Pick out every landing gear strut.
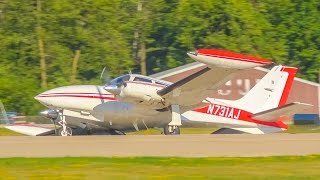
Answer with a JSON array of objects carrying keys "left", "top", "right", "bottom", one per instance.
[
  {"left": 164, "top": 104, "right": 182, "bottom": 135},
  {"left": 56, "top": 110, "right": 72, "bottom": 136},
  {"left": 164, "top": 125, "right": 180, "bottom": 135}
]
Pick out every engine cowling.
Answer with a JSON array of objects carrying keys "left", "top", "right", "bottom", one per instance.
[{"left": 118, "top": 82, "right": 164, "bottom": 105}]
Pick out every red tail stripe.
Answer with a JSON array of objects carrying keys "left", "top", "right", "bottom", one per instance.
[{"left": 278, "top": 67, "right": 298, "bottom": 107}]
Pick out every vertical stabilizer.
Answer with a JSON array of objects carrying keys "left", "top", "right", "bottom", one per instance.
[{"left": 234, "top": 66, "right": 297, "bottom": 113}]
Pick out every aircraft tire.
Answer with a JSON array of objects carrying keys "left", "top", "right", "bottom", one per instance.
[
  {"left": 109, "top": 129, "right": 126, "bottom": 135},
  {"left": 163, "top": 126, "right": 180, "bottom": 135},
  {"left": 56, "top": 127, "right": 73, "bottom": 136}
]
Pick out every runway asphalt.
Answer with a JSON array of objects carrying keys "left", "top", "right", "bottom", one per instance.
[{"left": 0, "top": 133, "right": 319, "bottom": 157}]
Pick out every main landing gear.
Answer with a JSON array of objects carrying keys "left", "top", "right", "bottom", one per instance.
[
  {"left": 164, "top": 104, "right": 181, "bottom": 135},
  {"left": 109, "top": 129, "right": 126, "bottom": 135},
  {"left": 163, "top": 125, "right": 180, "bottom": 135}
]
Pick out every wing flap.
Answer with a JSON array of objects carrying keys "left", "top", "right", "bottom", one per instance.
[{"left": 251, "top": 102, "right": 313, "bottom": 122}]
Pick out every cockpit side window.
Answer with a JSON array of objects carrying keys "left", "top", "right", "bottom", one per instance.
[{"left": 133, "top": 77, "right": 152, "bottom": 83}]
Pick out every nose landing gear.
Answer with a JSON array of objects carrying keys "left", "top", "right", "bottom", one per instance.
[
  {"left": 57, "top": 112, "right": 72, "bottom": 136},
  {"left": 55, "top": 110, "right": 72, "bottom": 136},
  {"left": 40, "top": 109, "right": 73, "bottom": 136}
]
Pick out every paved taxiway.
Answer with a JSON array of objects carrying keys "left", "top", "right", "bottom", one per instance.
[{"left": 0, "top": 134, "right": 319, "bottom": 157}]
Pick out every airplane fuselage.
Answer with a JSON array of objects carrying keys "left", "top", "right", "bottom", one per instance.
[
  {"left": 35, "top": 84, "right": 286, "bottom": 133},
  {"left": 35, "top": 85, "right": 172, "bottom": 131}
]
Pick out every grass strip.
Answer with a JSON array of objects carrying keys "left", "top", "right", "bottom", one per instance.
[{"left": 0, "top": 155, "right": 319, "bottom": 179}]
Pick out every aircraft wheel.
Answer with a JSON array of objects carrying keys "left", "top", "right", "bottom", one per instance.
[
  {"left": 109, "top": 129, "right": 126, "bottom": 135},
  {"left": 57, "top": 127, "right": 73, "bottom": 136},
  {"left": 164, "top": 125, "right": 180, "bottom": 135}
]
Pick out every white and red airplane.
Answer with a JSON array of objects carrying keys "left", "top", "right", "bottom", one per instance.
[{"left": 6, "top": 49, "right": 312, "bottom": 136}]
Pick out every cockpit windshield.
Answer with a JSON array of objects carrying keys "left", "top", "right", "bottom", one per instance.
[{"left": 106, "top": 75, "right": 130, "bottom": 87}]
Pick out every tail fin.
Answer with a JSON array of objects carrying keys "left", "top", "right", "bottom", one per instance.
[{"left": 233, "top": 65, "right": 297, "bottom": 113}]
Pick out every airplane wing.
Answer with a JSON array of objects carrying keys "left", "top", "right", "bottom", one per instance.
[
  {"left": 158, "top": 66, "right": 236, "bottom": 109},
  {"left": 4, "top": 124, "right": 55, "bottom": 136},
  {"left": 251, "top": 102, "right": 313, "bottom": 121},
  {"left": 158, "top": 49, "right": 273, "bottom": 111}
]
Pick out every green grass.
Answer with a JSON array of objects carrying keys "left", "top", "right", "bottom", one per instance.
[
  {"left": 0, "top": 156, "right": 320, "bottom": 179},
  {"left": 285, "top": 125, "right": 320, "bottom": 133}
]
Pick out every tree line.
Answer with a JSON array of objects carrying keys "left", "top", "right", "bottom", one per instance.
[{"left": 0, "top": 0, "right": 319, "bottom": 115}]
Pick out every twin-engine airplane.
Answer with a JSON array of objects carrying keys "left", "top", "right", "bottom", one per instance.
[{"left": 6, "top": 49, "right": 312, "bottom": 136}]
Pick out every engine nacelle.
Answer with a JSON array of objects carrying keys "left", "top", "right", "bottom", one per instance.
[{"left": 118, "top": 82, "right": 164, "bottom": 105}]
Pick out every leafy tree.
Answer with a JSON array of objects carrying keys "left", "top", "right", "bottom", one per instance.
[{"left": 0, "top": 0, "right": 318, "bottom": 115}]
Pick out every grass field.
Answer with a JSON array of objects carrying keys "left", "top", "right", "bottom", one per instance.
[
  {"left": 0, "top": 156, "right": 319, "bottom": 179},
  {"left": 284, "top": 125, "right": 320, "bottom": 133}
]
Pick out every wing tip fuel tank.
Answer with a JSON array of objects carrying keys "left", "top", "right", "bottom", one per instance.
[{"left": 187, "top": 49, "right": 273, "bottom": 69}]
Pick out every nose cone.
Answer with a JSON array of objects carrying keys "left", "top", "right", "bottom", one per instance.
[
  {"left": 104, "top": 84, "right": 120, "bottom": 95},
  {"left": 34, "top": 93, "right": 45, "bottom": 103},
  {"left": 34, "top": 94, "right": 41, "bottom": 101},
  {"left": 34, "top": 90, "right": 53, "bottom": 106}
]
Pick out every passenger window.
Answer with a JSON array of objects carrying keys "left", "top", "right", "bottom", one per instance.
[{"left": 133, "top": 77, "right": 152, "bottom": 83}]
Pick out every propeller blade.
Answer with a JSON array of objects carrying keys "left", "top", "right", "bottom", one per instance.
[{"left": 100, "top": 66, "right": 111, "bottom": 83}]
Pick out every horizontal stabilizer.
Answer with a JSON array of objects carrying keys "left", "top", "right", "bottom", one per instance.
[{"left": 251, "top": 102, "right": 313, "bottom": 122}]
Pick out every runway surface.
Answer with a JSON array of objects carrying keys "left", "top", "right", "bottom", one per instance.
[{"left": 0, "top": 134, "right": 320, "bottom": 157}]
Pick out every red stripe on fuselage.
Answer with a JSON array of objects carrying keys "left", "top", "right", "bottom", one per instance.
[
  {"left": 41, "top": 92, "right": 113, "bottom": 96},
  {"left": 36, "top": 94, "right": 117, "bottom": 101}
]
